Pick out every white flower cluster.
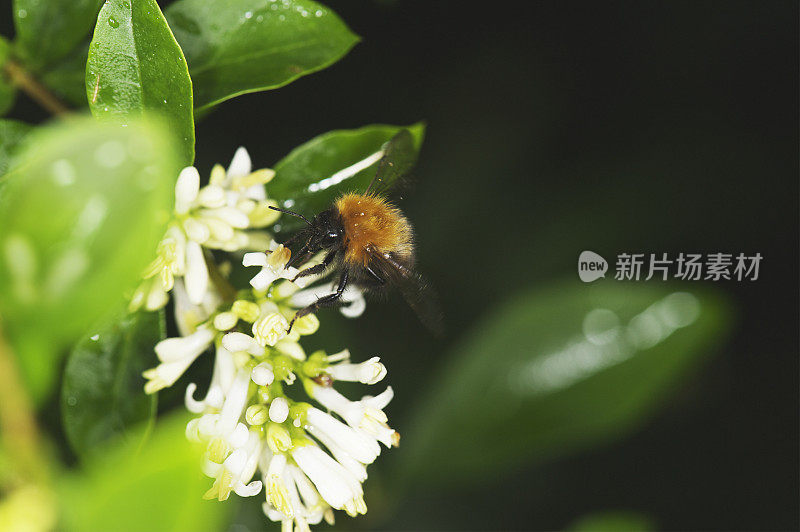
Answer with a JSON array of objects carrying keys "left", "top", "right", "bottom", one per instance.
[
  {"left": 130, "top": 148, "right": 279, "bottom": 312},
  {"left": 138, "top": 151, "right": 391, "bottom": 531}
]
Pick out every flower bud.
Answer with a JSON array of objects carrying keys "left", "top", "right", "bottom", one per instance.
[
  {"left": 213, "top": 311, "right": 238, "bottom": 331},
  {"left": 269, "top": 397, "right": 289, "bottom": 423},
  {"left": 245, "top": 404, "right": 269, "bottom": 426},
  {"left": 253, "top": 312, "right": 289, "bottom": 347},
  {"left": 266, "top": 423, "right": 292, "bottom": 453},
  {"left": 251, "top": 362, "right": 274, "bottom": 386},
  {"left": 291, "top": 313, "right": 319, "bottom": 336},
  {"left": 209, "top": 164, "right": 226, "bottom": 185},
  {"left": 197, "top": 184, "right": 226, "bottom": 208},
  {"left": 232, "top": 300, "right": 260, "bottom": 322}
]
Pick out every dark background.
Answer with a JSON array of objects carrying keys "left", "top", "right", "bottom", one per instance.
[
  {"left": 194, "top": 2, "right": 799, "bottom": 529},
  {"left": 4, "top": 1, "right": 798, "bottom": 530}
]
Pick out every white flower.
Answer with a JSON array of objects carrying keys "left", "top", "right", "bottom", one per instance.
[
  {"left": 186, "top": 369, "right": 263, "bottom": 501},
  {"left": 290, "top": 281, "right": 367, "bottom": 319},
  {"left": 305, "top": 407, "right": 381, "bottom": 464},
  {"left": 129, "top": 225, "right": 186, "bottom": 312},
  {"left": 132, "top": 148, "right": 279, "bottom": 309},
  {"left": 222, "top": 331, "right": 266, "bottom": 356},
  {"left": 184, "top": 240, "right": 209, "bottom": 305},
  {"left": 173, "top": 278, "right": 220, "bottom": 336},
  {"left": 253, "top": 311, "right": 290, "bottom": 347},
  {"left": 184, "top": 343, "right": 236, "bottom": 414},
  {"left": 311, "top": 385, "right": 397, "bottom": 448},
  {"left": 244, "top": 241, "right": 305, "bottom": 291},
  {"left": 203, "top": 428, "right": 264, "bottom": 501},
  {"left": 262, "top": 452, "right": 332, "bottom": 531},
  {"left": 327, "top": 356, "right": 387, "bottom": 384},
  {"left": 143, "top": 326, "right": 215, "bottom": 394},
  {"left": 291, "top": 444, "right": 367, "bottom": 517}
]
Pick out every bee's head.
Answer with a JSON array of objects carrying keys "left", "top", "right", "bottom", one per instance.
[
  {"left": 268, "top": 204, "right": 342, "bottom": 249},
  {"left": 309, "top": 208, "right": 344, "bottom": 248}
]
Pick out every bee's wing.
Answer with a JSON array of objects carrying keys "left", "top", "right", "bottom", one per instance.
[
  {"left": 366, "top": 248, "right": 444, "bottom": 337},
  {"left": 364, "top": 129, "right": 418, "bottom": 197}
]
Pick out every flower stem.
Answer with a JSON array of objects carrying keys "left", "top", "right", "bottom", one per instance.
[{"left": 3, "top": 59, "right": 69, "bottom": 117}]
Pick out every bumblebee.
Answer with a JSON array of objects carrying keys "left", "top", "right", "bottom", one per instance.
[{"left": 271, "top": 130, "right": 442, "bottom": 335}]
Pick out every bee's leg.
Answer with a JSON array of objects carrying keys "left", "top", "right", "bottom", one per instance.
[
  {"left": 291, "top": 249, "right": 338, "bottom": 282},
  {"left": 287, "top": 242, "right": 315, "bottom": 268},
  {"left": 365, "top": 265, "right": 386, "bottom": 286},
  {"left": 287, "top": 270, "right": 349, "bottom": 333}
]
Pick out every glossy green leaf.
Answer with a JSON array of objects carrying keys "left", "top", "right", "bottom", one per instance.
[
  {"left": 0, "top": 119, "right": 31, "bottom": 175},
  {"left": 396, "top": 282, "right": 731, "bottom": 486},
  {"left": 62, "top": 310, "right": 165, "bottom": 459},
  {"left": 570, "top": 511, "right": 655, "bottom": 532},
  {"left": 0, "top": 116, "right": 178, "bottom": 402},
  {"left": 12, "top": 0, "right": 103, "bottom": 68},
  {"left": 59, "top": 414, "right": 229, "bottom": 531},
  {"left": 86, "top": 0, "right": 194, "bottom": 164},
  {"left": 166, "top": 0, "right": 359, "bottom": 110},
  {"left": 270, "top": 123, "right": 425, "bottom": 230}
]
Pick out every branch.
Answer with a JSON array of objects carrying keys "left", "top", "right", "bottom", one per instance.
[{"left": 3, "top": 59, "right": 69, "bottom": 117}]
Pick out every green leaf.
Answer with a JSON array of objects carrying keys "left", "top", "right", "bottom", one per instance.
[
  {"left": 270, "top": 123, "right": 425, "bottom": 230},
  {"left": 0, "top": 83, "right": 16, "bottom": 117},
  {"left": 86, "top": 0, "right": 194, "bottom": 165},
  {"left": 165, "top": 0, "right": 359, "bottom": 111},
  {"left": 62, "top": 310, "right": 165, "bottom": 459},
  {"left": 40, "top": 43, "right": 90, "bottom": 108},
  {"left": 12, "top": 0, "right": 103, "bottom": 68},
  {"left": 0, "top": 119, "right": 31, "bottom": 175},
  {"left": 569, "top": 511, "right": 655, "bottom": 532},
  {"left": 396, "top": 282, "right": 731, "bottom": 487},
  {"left": 0, "top": 38, "right": 15, "bottom": 116},
  {"left": 0, "top": 116, "right": 179, "bottom": 402},
  {"left": 59, "top": 414, "right": 229, "bottom": 531}
]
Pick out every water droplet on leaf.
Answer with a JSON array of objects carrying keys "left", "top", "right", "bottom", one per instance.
[{"left": 108, "top": 16, "right": 119, "bottom": 28}]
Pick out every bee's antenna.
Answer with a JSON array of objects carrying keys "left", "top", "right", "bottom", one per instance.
[{"left": 269, "top": 205, "right": 312, "bottom": 226}]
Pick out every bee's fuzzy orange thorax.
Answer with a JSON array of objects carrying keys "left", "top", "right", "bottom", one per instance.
[{"left": 335, "top": 193, "right": 414, "bottom": 265}]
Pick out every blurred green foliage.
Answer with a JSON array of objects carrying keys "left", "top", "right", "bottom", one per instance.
[
  {"left": 0, "top": 117, "right": 178, "bottom": 402},
  {"left": 569, "top": 511, "right": 654, "bottom": 531},
  {"left": 0, "top": 118, "right": 29, "bottom": 174},
  {"left": 62, "top": 310, "right": 165, "bottom": 459},
  {"left": 0, "top": 37, "right": 14, "bottom": 115},
  {"left": 397, "top": 282, "right": 729, "bottom": 486},
  {"left": 58, "top": 414, "right": 229, "bottom": 531},
  {"left": 12, "top": 0, "right": 102, "bottom": 69}
]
